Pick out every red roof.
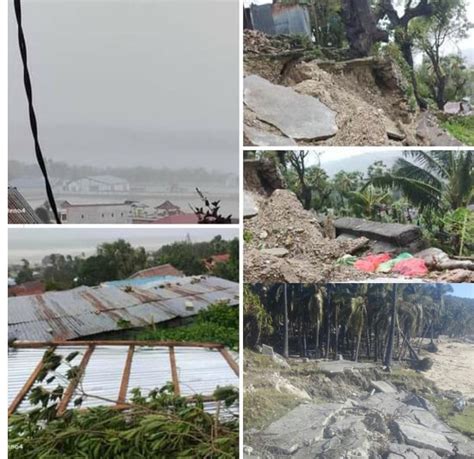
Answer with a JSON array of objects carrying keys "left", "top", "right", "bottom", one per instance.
[
  {"left": 153, "top": 213, "right": 199, "bottom": 224},
  {"left": 8, "top": 280, "right": 45, "bottom": 297},
  {"left": 129, "top": 264, "right": 184, "bottom": 279},
  {"left": 155, "top": 200, "right": 181, "bottom": 210},
  {"left": 211, "top": 254, "right": 231, "bottom": 263}
]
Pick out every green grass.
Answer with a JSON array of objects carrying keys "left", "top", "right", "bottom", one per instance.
[
  {"left": 442, "top": 115, "right": 474, "bottom": 145},
  {"left": 428, "top": 397, "right": 474, "bottom": 438}
]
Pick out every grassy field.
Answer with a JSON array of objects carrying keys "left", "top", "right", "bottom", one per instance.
[{"left": 442, "top": 115, "right": 474, "bottom": 145}]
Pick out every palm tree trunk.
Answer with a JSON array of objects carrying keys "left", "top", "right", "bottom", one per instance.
[
  {"left": 284, "top": 284, "right": 289, "bottom": 358},
  {"left": 384, "top": 285, "right": 398, "bottom": 369}
]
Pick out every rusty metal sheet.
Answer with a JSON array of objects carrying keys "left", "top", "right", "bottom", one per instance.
[{"left": 9, "top": 276, "right": 238, "bottom": 341}]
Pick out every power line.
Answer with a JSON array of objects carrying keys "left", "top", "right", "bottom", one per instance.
[{"left": 13, "top": 0, "right": 61, "bottom": 224}]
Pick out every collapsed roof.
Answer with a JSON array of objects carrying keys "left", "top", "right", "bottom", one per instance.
[
  {"left": 9, "top": 276, "right": 239, "bottom": 342},
  {"left": 8, "top": 341, "right": 239, "bottom": 416}
]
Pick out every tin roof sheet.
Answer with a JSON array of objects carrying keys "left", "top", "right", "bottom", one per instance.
[
  {"left": 8, "top": 344, "right": 239, "bottom": 414},
  {"left": 9, "top": 276, "right": 239, "bottom": 341}
]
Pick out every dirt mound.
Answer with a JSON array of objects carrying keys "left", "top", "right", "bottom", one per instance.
[
  {"left": 244, "top": 190, "right": 375, "bottom": 282},
  {"left": 242, "top": 31, "right": 457, "bottom": 146}
]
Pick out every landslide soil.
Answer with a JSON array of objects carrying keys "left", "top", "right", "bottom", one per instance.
[{"left": 243, "top": 30, "right": 451, "bottom": 147}]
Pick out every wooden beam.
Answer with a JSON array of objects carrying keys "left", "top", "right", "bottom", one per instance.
[
  {"left": 56, "top": 345, "right": 95, "bottom": 416},
  {"left": 12, "top": 340, "right": 223, "bottom": 349},
  {"left": 8, "top": 346, "right": 56, "bottom": 416},
  {"left": 116, "top": 345, "right": 135, "bottom": 407},
  {"left": 219, "top": 348, "right": 239, "bottom": 377},
  {"left": 169, "top": 346, "right": 180, "bottom": 396}
]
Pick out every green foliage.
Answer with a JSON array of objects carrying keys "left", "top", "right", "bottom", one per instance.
[
  {"left": 429, "top": 397, "right": 474, "bottom": 438},
  {"left": 9, "top": 384, "right": 238, "bottom": 458},
  {"left": 211, "top": 238, "right": 239, "bottom": 282},
  {"left": 15, "top": 259, "right": 34, "bottom": 285},
  {"left": 442, "top": 115, "right": 474, "bottom": 145},
  {"left": 244, "top": 285, "right": 273, "bottom": 348},
  {"left": 137, "top": 302, "right": 239, "bottom": 349},
  {"left": 243, "top": 230, "right": 253, "bottom": 243},
  {"left": 442, "top": 207, "right": 474, "bottom": 256}
]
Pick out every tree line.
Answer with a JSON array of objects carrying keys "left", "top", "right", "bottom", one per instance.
[
  {"left": 250, "top": 151, "right": 473, "bottom": 256},
  {"left": 244, "top": 283, "right": 474, "bottom": 369},
  {"left": 11, "top": 236, "right": 239, "bottom": 292},
  {"left": 8, "top": 159, "right": 235, "bottom": 186}
]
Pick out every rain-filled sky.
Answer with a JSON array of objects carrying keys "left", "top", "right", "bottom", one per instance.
[
  {"left": 8, "top": 227, "right": 239, "bottom": 264},
  {"left": 9, "top": 0, "right": 238, "bottom": 173}
]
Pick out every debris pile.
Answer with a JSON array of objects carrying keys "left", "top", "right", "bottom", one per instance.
[
  {"left": 244, "top": 189, "right": 375, "bottom": 282},
  {"left": 244, "top": 30, "right": 461, "bottom": 146}
]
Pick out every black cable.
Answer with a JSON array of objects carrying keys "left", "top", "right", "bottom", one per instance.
[{"left": 14, "top": 0, "right": 61, "bottom": 224}]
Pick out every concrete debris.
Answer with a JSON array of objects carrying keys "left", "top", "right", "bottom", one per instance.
[
  {"left": 251, "top": 389, "right": 474, "bottom": 458},
  {"left": 370, "top": 380, "right": 398, "bottom": 394},
  {"left": 244, "top": 191, "right": 259, "bottom": 219},
  {"left": 244, "top": 125, "right": 297, "bottom": 146},
  {"left": 318, "top": 360, "right": 375, "bottom": 375},
  {"left": 261, "top": 402, "right": 346, "bottom": 455},
  {"left": 244, "top": 75, "right": 338, "bottom": 141},
  {"left": 395, "top": 421, "right": 454, "bottom": 456},
  {"left": 334, "top": 217, "right": 423, "bottom": 246}
]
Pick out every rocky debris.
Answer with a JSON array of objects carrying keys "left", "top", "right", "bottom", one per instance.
[
  {"left": 395, "top": 421, "right": 454, "bottom": 456},
  {"left": 385, "top": 117, "right": 407, "bottom": 141},
  {"left": 387, "top": 443, "right": 443, "bottom": 459},
  {"left": 261, "top": 248, "right": 289, "bottom": 258},
  {"left": 243, "top": 29, "right": 296, "bottom": 55},
  {"left": 416, "top": 112, "right": 463, "bottom": 146},
  {"left": 244, "top": 157, "right": 287, "bottom": 195},
  {"left": 317, "top": 360, "right": 375, "bottom": 375},
  {"left": 244, "top": 75, "right": 338, "bottom": 141},
  {"left": 416, "top": 247, "right": 451, "bottom": 265},
  {"left": 432, "top": 269, "right": 474, "bottom": 283},
  {"left": 261, "top": 402, "right": 346, "bottom": 455},
  {"left": 371, "top": 380, "right": 398, "bottom": 394},
  {"left": 260, "top": 344, "right": 290, "bottom": 369},
  {"left": 244, "top": 191, "right": 259, "bottom": 219},
  {"left": 244, "top": 125, "right": 296, "bottom": 146},
  {"left": 334, "top": 217, "right": 423, "bottom": 247},
  {"left": 252, "top": 389, "right": 474, "bottom": 458}
]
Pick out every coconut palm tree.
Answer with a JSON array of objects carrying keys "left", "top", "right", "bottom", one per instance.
[{"left": 365, "top": 151, "right": 473, "bottom": 211}]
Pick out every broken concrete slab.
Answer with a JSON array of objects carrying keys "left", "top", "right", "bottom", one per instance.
[
  {"left": 244, "top": 191, "right": 259, "bottom": 219},
  {"left": 334, "top": 217, "right": 422, "bottom": 246},
  {"left": 387, "top": 443, "right": 442, "bottom": 459},
  {"left": 262, "top": 402, "right": 345, "bottom": 455},
  {"left": 395, "top": 420, "right": 454, "bottom": 456},
  {"left": 317, "top": 359, "right": 375, "bottom": 375},
  {"left": 244, "top": 74, "right": 338, "bottom": 141},
  {"left": 244, "top": 125, "right": 297, "bottom": 146},
  {"left": 371, "top": 380, "right": 398, "bottom": 394},
  {"left": 261, "top": 247, "right": 289, "bottom": 258}
]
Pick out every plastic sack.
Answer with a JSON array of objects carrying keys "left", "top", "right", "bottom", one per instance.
[
  {"left": 392, "top": 258, "right": 428, "bottom": 277},
  {"left": 354, "top": 253, "right": 392, "bottom": 272},
  {"left": 377, "top": 252, "right": 413, "bottom": 273},
  {"left": 336, "top": 254, "right": 357, "bottom": 266}
]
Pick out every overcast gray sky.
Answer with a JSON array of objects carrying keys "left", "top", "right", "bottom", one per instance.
[
  {"left": 9, "top": 0, "right": 238, "bottom": 173},
  {"left": 8, "top": 227, "right": 239, "bottom": 263}
]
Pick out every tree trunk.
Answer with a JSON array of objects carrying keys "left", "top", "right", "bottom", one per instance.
[
  {"left": 341, "top": 0, "right": 388, "bottom": 57},
  {"left": 325, "top": 289, "right": 332, "bottom": 359},
  {"left": 384, "top": 285, "right": 397, "bottom": 368},
  {"left": 284, "top": 284, "right": 289, "bottom": 358}
]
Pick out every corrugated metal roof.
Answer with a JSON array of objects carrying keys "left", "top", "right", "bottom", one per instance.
[
  {"left": 8, "top": 187, "right": 42, "bottom": 224},
  {"left": 9, "top": 276, "right": 239, "bottom": 341},
  {"left": 8, "top": 344, "right": 239, "bottom": 415}
]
